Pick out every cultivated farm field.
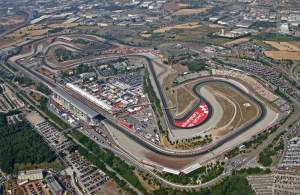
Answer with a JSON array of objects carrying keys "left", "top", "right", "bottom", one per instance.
[
  {"left": 154, "top": 22, "right": 201, "bottom": 33},
  {"left": 264, "top": 41, "right": 300, "bottom": 60},
  {"left": 173, "top": 7, "right": 211, "bottom": 16}
]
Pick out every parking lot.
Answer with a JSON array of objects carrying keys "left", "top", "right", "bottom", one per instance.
[
  {"left": 222, "top": 58, "right": 300, "bottom": 106},
  {"left": 67, "top": 151, "right": 109, "bottom": 195},
  {"left": 35, "top": 121, "right": 73, "bottom": 153}
]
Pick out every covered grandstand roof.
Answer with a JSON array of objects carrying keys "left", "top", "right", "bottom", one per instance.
[
  {"left": 66, "top": 83, "right": 112, "bottom": 111},
  {"left": 52, "top": 87, "right": 100, "bottom": 119}
]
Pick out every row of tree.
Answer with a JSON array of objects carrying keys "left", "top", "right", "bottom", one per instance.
[{"left": 0, "top": 113, "right": 56, "bottom": 174}]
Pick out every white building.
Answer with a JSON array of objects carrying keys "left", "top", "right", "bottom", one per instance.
[{"left": 280, "top": 23, "right": 290, "bottom": 34}]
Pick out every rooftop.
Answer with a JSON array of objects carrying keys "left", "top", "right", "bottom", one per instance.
[{"left": 52, "top": 86, "right": 99, "bottom": 118}]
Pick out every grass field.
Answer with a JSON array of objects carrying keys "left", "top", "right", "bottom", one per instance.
[
  {"left": 154, "top": 22, "right": 201, "bottom": 33},
  {"left": 176, "top": 87, "right": 196, "bottom": 115},
  {"left": 173, "top": 7, "right": 211, "bottom": 16},
  {"left": 163, "top": 73, "right": 178, "bottom": 108},
  {"left": 160, "top": 133, "right": 212, "bottom": 150}
]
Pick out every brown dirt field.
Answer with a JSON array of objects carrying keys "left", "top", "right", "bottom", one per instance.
[
  {"left": 154, "top": 22, "right": 201, "bottom": 33},
  {"left": 264, "top": 51, "right": 300, "bottom": 60},
  {"left": 174, "top": 26, "right": 216, "bottom": 42},
  {"left": 163, "top": 1, "right": 188, "bottom": 13},
  {"left": 0, "top": 16, "right": 25, "bottom": 26},
  {"left": 40, "top": 67, "right": 54, "bottom": 77},
  {"left": 7, "top": 23, "right": 79, "bottom": 40},
  {"left": 48, "top": 23, "right": 78, "bottom": 29},
  {"left": 144, "top": 151, "right": 196, "bottom": 170},
  {"left": 173, "top": 7, "right": 211, "bottom": 16},
  {"left": 264, "top": 41, "right": 300, "bottom": 51},
  {"left": 224, "top": 37, "right": 250, "bottom": 46},
  {"left": 171, "top": 63, "right": 189, "bottom": 73},
  {"left": 95, "top": 180, "right": 129, "bottom": 195},
  {"left": 264, "top": 41, "right": 300, "bottom": 60},
  {"left": 176, "top": 87, "right": 196, "bottom": 114},
  {"left": 291, "top": 42, "right": 300, "bottom": 48},
  {"left": 0, "top": 36, "right": 26, "bottom": 49},
  {"left": 7, "top": 24, "right": 48, "bottom": 39}
]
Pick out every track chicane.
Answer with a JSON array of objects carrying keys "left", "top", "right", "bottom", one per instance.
[{"left": 174, "top": 101, "right": 209, "bottom": 128}]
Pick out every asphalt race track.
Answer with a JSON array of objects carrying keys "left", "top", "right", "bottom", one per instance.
[{"left": 9, "top": 38, "right": 272, "bottom": 158}]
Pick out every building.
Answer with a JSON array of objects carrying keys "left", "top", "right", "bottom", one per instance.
[
  {"left": 215, "top": 28, "right": 257, "bottom": 38},
  {"left": 280, "top": 23, "right": 290, "bottom": 34},
  {"left": 236, "top": 21, "right": 253, "bottom": 28},
  {"left": 51, "top": 87, "right": 101, "bottom": 122},
  {"left": 45, "top": 175, "right": 64, "bottom": 195},
  {"left": 18, "top": 169, "right": 44, "bottom": 184},
  {"left": 66, "top": 83, "right": 112, "bottom": 112}
]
